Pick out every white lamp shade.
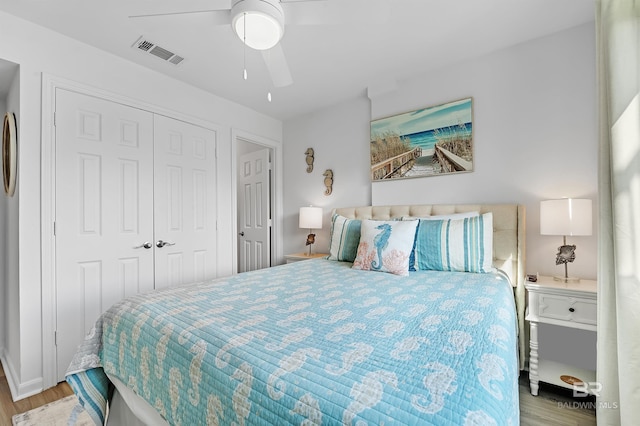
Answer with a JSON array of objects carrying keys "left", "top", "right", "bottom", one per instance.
[
  {"left": 232, "top": 0, "right": 284, "bottom": 50},
  {"left": 540, "top": 198, "right": 592, "bottom": 236},
  {"left": 299, "top": 206, "right": 322, "bottom": 229}
]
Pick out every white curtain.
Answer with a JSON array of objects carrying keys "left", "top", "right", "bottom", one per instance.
[{"left": 596, "top": 1, "right": 640, "bottom": 424}]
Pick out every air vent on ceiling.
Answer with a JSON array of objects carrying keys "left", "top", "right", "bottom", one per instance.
[{"left": 132, "top": 36, "right": 185, "bottom": 66}]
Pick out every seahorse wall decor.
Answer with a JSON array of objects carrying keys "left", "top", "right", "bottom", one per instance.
[
  {"left": 323, "top": 169, "right": 333, "bottom": 196},
  {"left": 305, "top": 148, "right": 314, "bottom": 173}
]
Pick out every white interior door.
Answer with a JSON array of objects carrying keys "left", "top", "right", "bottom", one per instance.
[
  {"left": 153, "top": 114, "right": 218, "bottom": 288},
  {"left": 238, "top": 148, "right": 271, "bottom": 272},
  {"left": 54, "top": 89, "right": 155, "bottom": 380}
]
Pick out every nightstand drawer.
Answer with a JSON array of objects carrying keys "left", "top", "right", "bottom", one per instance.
[{"left": 538, "top": 293, "right": 597, "bottom": 326}]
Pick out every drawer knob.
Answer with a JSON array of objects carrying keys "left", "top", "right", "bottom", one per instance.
[{"left": 569, "top": 307, "right": 575, "bottom": 312}]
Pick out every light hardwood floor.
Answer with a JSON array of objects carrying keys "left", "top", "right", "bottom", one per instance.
[
  {"left": 0, "top": 362, "right": 595, "bottom": 425},
  {"left": 519, "top": 375, "right": 597, "bottom": 426},
  {"left": 0, "top": 363, "right": 72, "bottom": 425}
]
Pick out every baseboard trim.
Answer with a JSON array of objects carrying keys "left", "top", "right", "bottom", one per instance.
[{"left": 0, "top": 350, "right": 44, "bottom": 401}]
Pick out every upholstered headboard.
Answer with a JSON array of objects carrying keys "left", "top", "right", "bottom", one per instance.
[{"left": 333, "top": 204, "right": 525, "bottom": 288}]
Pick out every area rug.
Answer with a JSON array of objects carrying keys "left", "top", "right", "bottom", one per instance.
[{"left": 12, "top": 395, "right": 92, "bottom": 426}]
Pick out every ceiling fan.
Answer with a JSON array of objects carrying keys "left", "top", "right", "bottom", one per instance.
[
  {"left": 129, "top": 0, "right": 389, "bottom": 89},
  {"left": 129, "top": 0, "right": 331, "bottom": 87}
]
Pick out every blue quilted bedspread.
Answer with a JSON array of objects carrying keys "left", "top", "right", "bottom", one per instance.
[{"left": 66, "top": 259, "right": 519, "bottom": 425}]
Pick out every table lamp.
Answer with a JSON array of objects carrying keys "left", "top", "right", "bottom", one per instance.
[
  {"left": 299, "top": 206, "right": 322, "bottom": 256},
  {"left": 540, "top": 198, "right": 592, "bottom": 282}
]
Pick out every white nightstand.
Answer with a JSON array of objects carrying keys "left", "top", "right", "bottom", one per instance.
[
  {"left": 525, "top": 275, "right": 597, "bottom": 396},
  {"left": 284, "top": 252, "right": 328, "bottom": 264}
]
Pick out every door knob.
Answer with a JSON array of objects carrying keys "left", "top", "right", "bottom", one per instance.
[
  {"left": 156, "top": 240, "right": 176, "bottom": 248},
  {"left": 133, "top": 242, "right": 152, "bottom": 249},
  {"left": 239, "top": 232, "right": 245, "bottom": 236}
]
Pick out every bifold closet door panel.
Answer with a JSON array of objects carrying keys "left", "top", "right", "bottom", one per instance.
[
  {"left": 153, "top": 114, "right": 218, "bottom": 289},
  {"left": 54, "top": 89, "right": 155, "bottom": 380}
]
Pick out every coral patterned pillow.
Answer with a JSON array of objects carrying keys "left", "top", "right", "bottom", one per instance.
[{"left": 352, "top": 219, "right": 419, "bottom": 276}]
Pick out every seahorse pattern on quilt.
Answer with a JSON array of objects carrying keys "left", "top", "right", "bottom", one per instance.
[{"left": 66, "top": 259, "right": 519, "bottom": 425}]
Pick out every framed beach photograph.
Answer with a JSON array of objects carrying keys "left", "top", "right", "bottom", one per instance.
[{"left": 370, "top": 97, "right": 473, "bottom": 181}]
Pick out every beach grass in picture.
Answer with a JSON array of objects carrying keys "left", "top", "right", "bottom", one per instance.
[{"left": 370, "top": 98, "right": 473, "bottom": 181}]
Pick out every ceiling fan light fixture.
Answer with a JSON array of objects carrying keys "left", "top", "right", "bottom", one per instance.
[{"left": 232, "top": 0, "right": 284, "bottom": 51}]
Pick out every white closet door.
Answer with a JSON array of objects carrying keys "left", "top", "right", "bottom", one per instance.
[
  {"left": 153, "top": 114, "right": 218, "bottom": 288},
  {"left": 55, "top": 89, "right": 155, "bottom": 380},
  {"left": 238, "top": 148, "right": 271, "bottom": 272}
]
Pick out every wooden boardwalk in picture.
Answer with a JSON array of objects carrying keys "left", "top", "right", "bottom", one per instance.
[
  {"left": 371, "top": 147, "right": 422, "bottom": 180},
  {"left": 434, "top": 145, "right": 472, "bottom": 173}
]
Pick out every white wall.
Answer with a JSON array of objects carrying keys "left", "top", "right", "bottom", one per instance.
[
  {"left": 0, "top": 11, "right": 282, "bottom": 399},
  {"left": 0, "top": 94, "right": 6, "bottom": 357},
  {"left": 283, "top": 97, "right": 372, "bottom": 255},
  {"left": 283, "top": 23, "right": 597, "bottom": 281},
  {"left": 2, "top": 64, "right": 21, "bottom": 396}
]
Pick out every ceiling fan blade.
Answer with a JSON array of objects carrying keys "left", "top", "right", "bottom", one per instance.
[
  {"left": 129, "top": 10, "right": 231, "bottom": 27},
  {"left": 128, "top": 0, "right": 232, "bottom": 19},
  {"left": 261, "top": 44, "right": 293, "bottom": 88},
  {"left": 128, "top": 11, "right": 229, "bottom": 38},
  {"left": 129, "top": 10, "right": 231, "bottom": 29}
]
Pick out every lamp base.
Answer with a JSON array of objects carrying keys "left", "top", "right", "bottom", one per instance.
[
  {"left": 305, "top": 232, "right": 316, "bottom": 256},
  {"left": 553, "top": 244, "right": 581, "bottom": 283},
  {"left": 553, "top": 275, "right": 580, "bottom": 283}
]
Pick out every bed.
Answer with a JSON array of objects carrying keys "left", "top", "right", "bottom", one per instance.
[{"left": 66, "top": 203, "right": 525, "bottom": 426}]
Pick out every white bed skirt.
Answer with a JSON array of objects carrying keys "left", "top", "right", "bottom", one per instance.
[{"left": 106, "top": 374, "right": 169, "bottom": 426}]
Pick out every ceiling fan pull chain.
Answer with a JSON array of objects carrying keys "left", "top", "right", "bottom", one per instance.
[{"left": 243, "top": 12, "right": 248, "bottom": 80}]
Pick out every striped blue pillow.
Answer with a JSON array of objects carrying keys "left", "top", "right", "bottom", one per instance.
[
  {"left": 413, "top": 213, "right": 493, "bottom": 273},
  {"left": 327, "top": 214, "right": 362, "bottom": 262}
]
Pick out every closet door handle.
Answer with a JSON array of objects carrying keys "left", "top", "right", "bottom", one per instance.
[
  {"left": 156, "top": 240, "right": 176, "bottom": 248},
  {"left": 133, "top": 242, "right": 152, "bottom": 249}
]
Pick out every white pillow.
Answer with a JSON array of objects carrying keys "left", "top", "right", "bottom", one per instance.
[{"left": 352, "top": 219, "right": 418, "bottom": 276}]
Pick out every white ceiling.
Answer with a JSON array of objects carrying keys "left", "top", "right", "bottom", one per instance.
[{"left": 0, "top": 0, "right": 595, "bottom": 121}]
